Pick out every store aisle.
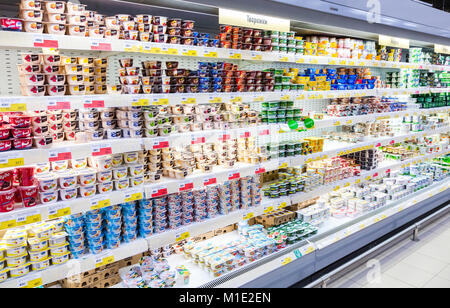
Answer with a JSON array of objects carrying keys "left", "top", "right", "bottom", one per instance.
[{"left": 327, "top": 212, "right": 450, "bottom": 288}]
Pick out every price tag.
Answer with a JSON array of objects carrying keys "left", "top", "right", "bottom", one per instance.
[
  {"left": 230, "top": 95, "right": 242, "bottom": 103},
  {"left": 328, "top": 59, "right": 337, "bottom": 65},
  {"left": 151, "top": 96, "right": 169, "bottom": 105},
  {"left": 191, "top": 135, "right": 206, "bottom": 145},
  {"left": 0, "top": 215, "right": 16, "bottom": 230},
  {"left": 203, "top": 176, "right": 217, "bottom": 186},
  {"left": 218, "top": 133, "right": 231, "bottom": 142},
  {"left": 296, "top": 94, "right": 306, "bottom": 100},
  {"left": 181, "top": 48, "right": 197, "bottom": 57},
  {"left": 355, "top": 179, "right": 361, "bottom": 184},
  {"left": 151, "top": 138, "right": 169, "bottom": 149},
  {"left": 229, "top": 51, "right": 242, "bottom": 59},
  {"left": 251, "top": 52, "right": 262, "bottom": 61},
  {"left": 281, "top": 256, "right": 293, "bottom": 266},
  {"left": 258, "top": 128, "right": 270, "bottom": 136},
  {"left": 48, "top": 148, "right": 72, "bottom": 162},
  {"left": 33, "top": 35, "right": 58, "bottom": 48},
  {"left": 278, "top": 56, "right": 289, "bottom": 62},
  {"left": 203, "top": 49, "right": 218, "bottom": 58},
  {"left": 255, "top": 165, "right": 266, "bottom": 175},
  {"left": 179, "top": 181, "right": 194, "bottom": 192},
  {"left": 90, "top": 197, "right": 111, "bottom": 210},
  {"left": 333, "top": 186, "right": 341, "bottom": 191},
  {"left": 47, "top": 99, "right": 70, "bottom": 110},
  {"left": 0, "top": 101, "right": 27, "bottom": 112},
  {"left": 299, "top": 245, "right": 315, "bottom": 256},
  {"left": 143, "top": 44, "right": 161, "bottom": 54},
  {"left": 339, "top": 60, "right": 347, "bottom": 65},
  {"left": 124, "top": 190, "right": 143, "bottom": 202},
  {"left": 83, "top": 98, "right": 105, "bottom": 108},
  {"left": 150, "top": 186, "right": 168, "bottom": 198},
  {"left": 131, "top": 97, "right": 150, "bottom": 106},
  {"left": 92, "top": 144, "right": 112, "bottom": 156},
  {"left": 263, "top": 205, "right": 274, "bottom": 214},
  {"left": 181, "top": 96, "right": 197, "bottom": 105},
  {"left": 175, "top": 230, "right": 190, "bottom": 242},
  {"left": 296, "top": 58, "right": 305, "bottom": 64},
  {"left": 124, "top": 41, "right": 143, "bottom": 53},
  {"left": 280, "top": 94, "right": 290, "bottom": 100},
  {"left": 17, "top": 273, "right": 43, "bottom": 288},
  {"left": 253, "top": 95, "right": 265, "bottom": 102},
  {"left": 0, "top": 155, "right": 25, "bottom": 169},
  {"left": 209, "top": 96, "right": 222, "bottom": 104},
  {"left": 242, "top": 211, "right": 254, "bottom": 221},
  {"left": 310, "top": 59, "right": 318, "bottom": 64},
  {"left": 48, "top": 203, "right": 71, "bottom": 220},
  {"left": 16, "top": 209, "right": 42, "bottom": 227},
  {"left": 95, "top": 252, "right": 115, "bottom": 268},
  {"left": 239, "top": 131, "right": 251, "bottom": 139},
  {"left": 228, "top": 171, "right": 240, "bottom": 180},
  {"left": 90, "top": 39, "right": 112, "bottom": 51},
  {"left": 278, "top": 160, "right": 288, "bottom": 169}
]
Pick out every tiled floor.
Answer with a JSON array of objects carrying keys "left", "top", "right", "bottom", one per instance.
[{"left": 327, "top": 212, "right": 450, "bottom": 288}]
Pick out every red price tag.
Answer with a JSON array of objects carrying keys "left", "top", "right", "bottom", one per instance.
[
  {"left": 33, "top": 37, "right": 58, "bottom": 48},
  {"left": 92, "top": 145, "right": 112, "bottom": 157},
  {"left": 255, "top": 166, "right": 266, "bottom": 174},
  {"left": 228, "top": 172, "right": 240, "bottom": 180},
  {"left": 386, "top": 169, "right": 391, "bottom": 173},
  {"left": 84, "top": 100, "right": 105, "bottom": 108},
  {"left": 91, "top": 42, "right": 112, "bottom": 51},
  {"left": 152, "top": 140, "right": 169, "bottom": 149},
  {"left": 203, "top": 177, "right": 217, "bottom": 186},
  {"left": 240, "top": 131, "right": 251, "bottom": 138},
  {"left": 191, "top": 137, "right": 205, "bottom": 145},
  {"left": 47, "top": 101, "right": 70, "bottom": 110},
  {"left": 151, "top": 187, "right": 168, "bottom": 198},
  {"left": 390, "top": 140, "right": 395, "bottom": 145},
  {"left": 179, "top": 182, "right": 194, "bottom": 192},
  {"left": 259, "top": 129, "right": 270, "bottom": 136},
  {"left": 49, "top": 151, "right": 72, "bottom": 162},
  {"left": 373, "top": 172, "right": 378, "bottom": 177},
  {"left": 376, "top": 143, "right": 381, "bottom": 147},
  {"left": 219, "top": 134, "right": 231, "bottom": 141}
]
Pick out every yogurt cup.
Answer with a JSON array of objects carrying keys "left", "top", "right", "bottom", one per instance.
[
  {"left": 5, "top": 245, "right": 27, "bottom": 258},
  {"left": 67, "top": 24, "right": 86, "bottom": 36},
  {"left": 46, "top": 74, "right": 65, "bottom": 85},
  {"left": 49, "top": 232, "right": 67, "bottom": 247},
  {"left": 66, "top": 2, "right": 86, "bottom": 14},
  {"left": 128, "top": 164, "right": 144, "bottom": 177},
  {"left": 50, "top": 244, "right": 68, "bottom": 256},
  {"left": 124, "top": 152, "right": 139, "bottom": 164},
  {"left": 20, "top": 74, "right": 45, "bottom": 86},
  {"left": 114, "top": 179, "right": 130, "bottom": 191},
  {"left": 51, "top": 252, "right": 69, "bottom": 265},
  {"left": 57, "top": 171, "right": 77, "bottom": 188},
  {"left": 43, "top": 13, "right": 66, "bottom": 23},
  {"left": 67, "top": 84, "right": 86, "bottom": 95},
  {"left": 28, "top": 237, "right": 49, "bottom": 252},
  {"left": 106, "top": 129, "right": 122, "bottom": 139},
  {"left": 97, "top": 170, "right": 113, "bottom": 183},
  {"left": 130, "top": 176, "right": 144, "bottom": 187},
  {"left": 21, "top": 85, "right": 45, "bottom": 96},
  {"left": 39, "top": 190, "right": 58, "bottom": 204},
  {"left": 59, "top": 186, "right": 78, "bottom": 201},
  {"left": 21, "top": 0, "right": 42, "bottom": 10},
  {"left": 89, "top": 156, "right": 112, "bottom": 171},
  {"left": 9, "top": 263, "right": 30, "bottom": 278},
  {"left": 35, "top": 162, "right": 50, "bottom": 174},
  {"left": 70, "top": 158, "right": 87, "bottom": 169},
  {"left": 47, "top": 84, "right": 66, "bottom": 96},
  {"left": 29, "top": 249, "right": 49, "bottom": 262},
  {"left": 113, "top": 167, "right": 128, "bottom": 179},
  {"left": 3, "top": 230, "right": 27, "bottom": 247},
  {"left": 44, "top": 1, "right": 65, "bottom": 14},
  {"left": 111, "top": 153, "right": 123, "bottom": 167},
  {"left": 20, "top": 10, "right": 43, "bottom": 22},
  {"left": 51, "top": 160, "right": 68, "bottom": 172},
  {"left": 37, "top": 173, "right": 58, "bottom": 191},
  {"left": 66, "top": 14, "right": 86, "bottom": 25},
  {"left": 79, "top": 184, "right": 96, "bottom": 197},
  {"left": 31, "top": 257, "right": 51, "bottom": 271},
  {"left": 86, "top": 130, "right": 104, "bottom": 141},
  {"left": 78, "top": 168, "right": 97, "bottom": 186},
  {"left": 44, "top": 23, "right": 65, "bottom": 35},
  {"left": 97, "top": 181, "right": 113, "bottom": 194},
  {"left": 6, "top": 253, "right": 28, "bottom": 267}
]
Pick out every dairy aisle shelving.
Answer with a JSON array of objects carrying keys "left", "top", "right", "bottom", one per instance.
[{"left": 0, "top": 1, "right": 448, "bottom": 288}]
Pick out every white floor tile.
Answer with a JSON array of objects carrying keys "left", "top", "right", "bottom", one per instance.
[
  {"left": 415, "top": 241, "right": 450, "bottom": 263},
  {"left": 423, "top": 276, "right": 450, "bottom": 288},
  {"left": 401, "top": 252, "right": 448, "bottom": 275},
  {"left": 437, "top": 265, "right": 450, "bottom": 281},
  {"left": 384, "top": 262, "right": 435, "bottom": 287},
  {"left": 327, "top": 276, "right": 363, "bottom": 288},
  {"left": 362, "top": 274, "right": 414, "bottom": 288}
]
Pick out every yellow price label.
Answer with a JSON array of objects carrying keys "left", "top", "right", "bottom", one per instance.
[
  {"left": 132, "top": 99, "right": 150, "bottom": 107},
  {"left": 381, "top": 215, "right": 387, "bottom": 220},
  {"left": 48, "top": 207, "right": 71, "bottom": 220},
  {"left": 0, "top": 158, "right": 25, "bottom": 169},
  {"left": 339, "top": 60, "right": 347, "bottom": 65},
  {"left": 304, "top": 246, "right": 315, "bottom": 255},
  {"left": 19, "top": 277, "right": 43, "bottom": 288},
  {"left": 230, "top": 96, "right": 242, "bottom": 103},
  {"left": 182, "top": 50, "right": 197, "bottom": 57},
  {"left": 124, "top": 193, "right": 143, "bottom": 203},
  {"left": 176, "top": 231, "right": 190, "bottom": 242},
  {"left": 251, "top": 55, "right": 262, "bottom": 60},
  {"left": 144, "top": 47, "right": 161, "bottom": 54},
  {"left": 310, "top": 59, "right": 318, "bottom": 64},
  {"left": 278, "top": 202, "right": 287, "bottom": 209},
  {"left": 243, "top": 212, "right": 254, "bottom": 220},
  {"left": 153, "top": 99, "right": 169, "bottom": 105},
  {"left": 264, "top": 206, "right": 274, "bottom": 214},
  {"left": 279, "top": 57, "right": 289, "bottom": 62},
  {"left": 359, "top": 61, "right": 366, "bottom": 66},
  {"left": 346, "top": 120, "right": 353, "bottom": 125},
  {"left": 281, "top": 95, "right": 290, "bottom": 100},
  {"left": 365, "top": 176, "right": 371, "bottom": 181},
  {"left": 344, "top": 182, "right": 350, "bottom": 187},
  {"left": 281, "top": 257, "right": 293, "bottom": 265},
  {"left": 333, "top": 186, "right": 341, "bottom": 191},
  {"left": 209, "top": 97, "right": 221, "bottom": 103},
  {"left": 182, "top": 98, "right": 197, "bottom": 104},
  {"left": 0, "top": 218, "right": 16, "bottom": 230},
  {"left": 16, "top": 214, "right": 41, "bottom": 227},
  {"left": 355, "top": 179, "right": 361, "bottom": 184},
  {"left": 296, "top": 58, "right": 305, "bottom": 63},
  {"left": 162, "top": 48, "right": 178, "bottom": 55},
  {"left": 0, "top": 103, "right": 27, "bottom": 112},
  {"left": 359, "top": 224, "right": 365, "bottom": 230},
  {"left": 349, "top": 61, "right": 355, "bottom": 66},
  {"left": 91, "top": 199, "right": 111, "bottom": 210},
  {"left": 253, "top": 96, "right": 264, "bottom": 102},
  {"left": 204, "top": 51, "right": 218, "bottom": 58},
  {"left": 334, "top": 121, "right": 341, "bottom": 126},
  {"left": 229, "top": 53, "right": 242, "bottom": 59},
  {"left": 278, "top": 162, "right": 288, "bottom": 169},
  {"left": 95, "top": 255, "right": 115, "bottom": 268},
  {"left": 328, "top": 60, "right": 337, "bottom": 65},
  {"left": 296, "top": 95, "right": 306, "bottom": 100}
]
